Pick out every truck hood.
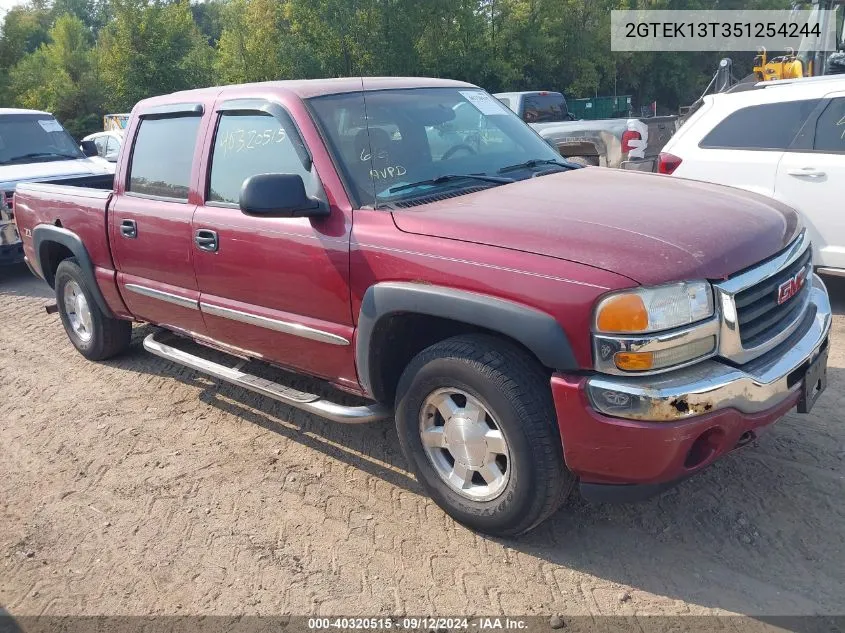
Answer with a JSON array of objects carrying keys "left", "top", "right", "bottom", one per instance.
[
  {"left": 0, "top": 158, "right": 110, "bottom": 190},
  {"left": 390, "top": 169, "right": 801, "bottom": 286}
]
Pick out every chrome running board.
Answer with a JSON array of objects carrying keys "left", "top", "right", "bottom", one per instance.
[
  {"left": 816, "top": 266, "right": 845, "bottom": 279},
  {"left": 142, "top": 331, "right": 390, "bottom": 424}
]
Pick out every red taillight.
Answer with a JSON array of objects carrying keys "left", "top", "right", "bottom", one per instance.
[
  {"left": 657, "top": 152, "right": 683, "bottom": 175},
  {"left": 621, "top": 130, "right": 641, "bottom": 153}
]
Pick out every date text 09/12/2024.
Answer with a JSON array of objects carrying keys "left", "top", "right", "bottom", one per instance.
[{"left": 307, "top": 618, "right": 529, "bottom": 630}]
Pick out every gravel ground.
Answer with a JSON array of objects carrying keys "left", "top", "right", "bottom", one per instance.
[{"left": 1, "top": 263, "right": 844, "bottom": 618}]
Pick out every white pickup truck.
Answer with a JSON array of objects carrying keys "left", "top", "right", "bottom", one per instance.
[
  {"left": 494, "top": 90, "right": 679, "bottom": 171},
  {"left": 0, "top": 108, "right": 112, "bottom": 266}
]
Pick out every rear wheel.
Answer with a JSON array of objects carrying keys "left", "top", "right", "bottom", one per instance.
[
  {"left": 395, "top": 334, "right": 575, "bottom": 536},
  {"left": 563, "top": 156, "right": 595, "bottom": 167},
  {"left": 55, "top": 257, "right": 131, "bottom": 360}
]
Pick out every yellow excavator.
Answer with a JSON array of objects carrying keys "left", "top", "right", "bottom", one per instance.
[
  {"left": 683, "top": 0, "right": 844, "bottom": 118},
  {"left": 753, "top": 0, "right": 844, "bottom": 80}
]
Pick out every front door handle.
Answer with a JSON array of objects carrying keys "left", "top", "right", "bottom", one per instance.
[
  {"left": 195, "top": 229, "right": 218, "bottom": 253},
  {"left": 120, "top": 219, "right": 137, "bottom": 238},
  {"left": 786, "top": 167, "right": 826, "bottom": 178}
]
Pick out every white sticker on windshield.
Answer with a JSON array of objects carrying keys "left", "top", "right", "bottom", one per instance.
[
  {"left": 38, "top": 119, "right": 64, "bottom": 133},
  {"left": 459, "top": 91, "right": 509, "bottom": 116}
]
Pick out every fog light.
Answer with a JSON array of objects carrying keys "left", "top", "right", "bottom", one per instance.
[{"left": 614, "top": 336, "right": 716, "bottom": 372}]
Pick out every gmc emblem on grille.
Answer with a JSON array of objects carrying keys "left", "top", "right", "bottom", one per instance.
[{"left": 777, "top": 268, "right": 808, "bottom": 305}]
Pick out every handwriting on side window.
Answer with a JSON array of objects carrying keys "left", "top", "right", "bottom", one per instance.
[{"left": 220, "top": 127, "right": 286, "bottom": 155}]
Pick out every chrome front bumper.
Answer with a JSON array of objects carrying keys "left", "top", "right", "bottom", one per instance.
[
  {"left": 0, "top": 220, "right": 20, "bottom": 247},
  {"left": 586, "top": 274, "right": 832, "bottom": 421},
  {"left": 1, "top": 195, "right": 21, "bottom": 248}
]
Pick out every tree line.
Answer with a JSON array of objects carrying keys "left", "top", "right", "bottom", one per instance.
[{"left": 0, "top": 0, "right": 789, "bottom": 139}]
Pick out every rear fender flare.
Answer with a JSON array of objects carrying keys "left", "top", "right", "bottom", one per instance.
[
  {"left": 32, "top": 224, "right": 114, "bottom": 318},
  {"left": 356, "top": 282, "right": 578, "bottom": 397}
]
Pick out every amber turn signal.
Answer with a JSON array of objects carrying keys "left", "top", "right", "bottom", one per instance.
[
  {"left": 614, "top": 351, "right": 654, "bottom": 371},
  {"left": 595, "top": 294, "right": 649, "bottom": 333}
]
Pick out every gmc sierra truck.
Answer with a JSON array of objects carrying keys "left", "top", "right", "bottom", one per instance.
[{"left": 13, "top": 77, "right": 831, "bottom": 536}]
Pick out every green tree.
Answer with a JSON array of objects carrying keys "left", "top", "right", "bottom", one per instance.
[
  {"left": 8, "top": 13, "right": 102, "bottom": 136},
  {"left": 98, "top": 0, "right": 213, "bottom": 111},
  {"left": 0, "top": 1, "right": 52, "bottom": 95}
]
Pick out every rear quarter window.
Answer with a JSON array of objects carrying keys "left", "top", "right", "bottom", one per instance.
[
  {"left": 813, "top": 98, "right": 845, "bottom": 153},
  {"left": 699, "top": 99, "right": 821, "bottom": 150},
  {"left": 128, "top": 115, "right": 201, "bottom": 200}
]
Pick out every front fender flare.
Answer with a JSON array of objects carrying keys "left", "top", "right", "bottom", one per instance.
[
  {"left": 356, "top": 282, "right": 578, "bottom": 397},
  {"left": 32, "top": 224, "right": 114, "bottom": 318}
]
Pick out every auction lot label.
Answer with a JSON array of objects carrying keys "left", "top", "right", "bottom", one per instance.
[{"left": 611, "top": 10, "right": 838, "bottom": 51}]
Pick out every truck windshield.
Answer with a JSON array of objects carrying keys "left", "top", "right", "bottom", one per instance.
[
  {"left": 308, "top": 87, "right": 565, "bottom": 208},
  {"left": 0, "top": 114, "right": 84, "bottom": 165}
]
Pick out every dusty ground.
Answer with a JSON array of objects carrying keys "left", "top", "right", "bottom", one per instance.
[{"left": 1, "top": 262, "right": 844, "bottom": 618}]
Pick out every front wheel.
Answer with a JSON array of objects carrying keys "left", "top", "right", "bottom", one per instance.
[
  {"left": 394, "top": 334, "right": 574, "bottom": 536},
  {"left": 55, "top": 257, "right": 131, "bottom": 360}
]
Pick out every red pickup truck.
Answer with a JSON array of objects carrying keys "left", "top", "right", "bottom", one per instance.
[{"left": 13, "top": 77, "right": 832, "bottom": 536}]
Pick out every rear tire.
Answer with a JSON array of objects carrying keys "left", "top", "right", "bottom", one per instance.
[
  {"left": 394, "top": 334, "right": 574, "bottom": 536},
  {"left": 55, "top": 257, "right": 131, "bottom": 360},
  {"left": 563, "top": 156, "right": 595, "bottom": 167}
]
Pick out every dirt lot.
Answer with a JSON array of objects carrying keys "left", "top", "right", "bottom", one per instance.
[{"left": 1, "top": 262, "right": 844, "bottom": 618}]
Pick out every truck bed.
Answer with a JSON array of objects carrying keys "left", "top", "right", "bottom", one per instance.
[{"left": 14, "top": 175, "right": 116, "bottom": 282}]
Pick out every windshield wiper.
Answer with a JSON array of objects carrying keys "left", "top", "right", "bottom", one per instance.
[
  {"left": 497, "top": 158, "right": 577, "bottom": 174},
  {"left": 1, "top": 151, "right": 82, "bottom": 164},
  {"left": 388, "top": 173, "right": 513, "bottom": 195}
]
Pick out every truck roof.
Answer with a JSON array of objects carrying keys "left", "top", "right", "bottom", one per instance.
[
  {"left": 134, "top": 77, "right": 477, "bottom": 111},
  {"left": 0, "top": 108, "right": 51, "bottom": 116},
  {"left": 493, "top": 91, "right": 564, "bottom": 98}
]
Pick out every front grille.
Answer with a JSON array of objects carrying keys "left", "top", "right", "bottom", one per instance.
[{"left": 734, "top": 247, "right": 812, "bottom": 349}]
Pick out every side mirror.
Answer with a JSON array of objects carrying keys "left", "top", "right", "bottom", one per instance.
[
  {"left": 106, "top": 151, "right": 119, "bottom": 163},
  {"left": 80, "top": 140, "right": 98, "bottom": 157},
  {"left": 239, "top": 173, "right": 327, "bottom": 218}
]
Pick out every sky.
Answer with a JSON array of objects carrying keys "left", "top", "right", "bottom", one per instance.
[{"left": 0, "top": 0, "right": 24, "bottom": 17}]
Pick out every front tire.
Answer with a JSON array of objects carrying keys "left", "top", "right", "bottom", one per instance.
[
  {"left": 55, "top": 257, "right": 131, "bottom": 360},
  {"left": 395, "top": 334, "right": 574, "bottom": 536}
]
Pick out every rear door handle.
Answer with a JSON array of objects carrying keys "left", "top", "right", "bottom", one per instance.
[
  {"left": 195, "top": 229, "right": 218, "bottom": 253},
  {"left": 786, "top": 167, "right": 826, "bottom": 178},
  {"left": 120, "top": 219, "right": 137, "bottom": 238}
]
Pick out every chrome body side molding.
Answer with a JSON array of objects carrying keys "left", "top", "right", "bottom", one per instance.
[
  {"left": 125, "top": 283, "right": 199, "bottom": 311},
  {"left": 200, "top": 302, "right": 349, "bottom": 346}
]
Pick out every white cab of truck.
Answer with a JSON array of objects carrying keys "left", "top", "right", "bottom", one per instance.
[
  {"left": 0, "top": 108, "right": 112, "bottom": 266},
  {"left": 659, "top": 76, "right": 845, "bottom": 275}
]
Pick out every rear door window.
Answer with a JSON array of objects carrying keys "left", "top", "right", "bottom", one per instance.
[
  {"left": 813, "top": 98, "right": 845, "bottom": 153},
  {"left": 128, "top": 115, "right": 201, "bottom": 200},
  {"left": 207, "top": 111, "right": 317, "bottom": 205},
  {"left": 522, "top": 94, "right": 568, "bottom": 123},
  {"left": 699, "top": 99, "right": 821, "bottom": 150}
]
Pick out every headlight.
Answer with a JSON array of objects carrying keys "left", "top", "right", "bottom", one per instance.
[
  {"left": 593, "top": 281, "right": 717, "bottom": 374},
  {"left": 594, "top": 281, "right": 714, "bottom": 334}
]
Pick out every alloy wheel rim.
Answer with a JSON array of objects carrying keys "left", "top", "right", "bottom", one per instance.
[
  {"left": 63, "top": 280, "right": 93, "bottom": 343},
  {"left": 418, "top": 387, "right": 510, "bottom": 501}
]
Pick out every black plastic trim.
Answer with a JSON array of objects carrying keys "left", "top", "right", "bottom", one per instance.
[
  {"left": 356, "top": 282, "right": 578, "bottom": 396},
  {"left": 138, "top": 102, "right": 204, "bottom": 118},
  {"left": 579, "top": 475, "right": 690, "bottom": 504},
  {"left": 32, "top": 225, "right": 114, "bottom": 318}
]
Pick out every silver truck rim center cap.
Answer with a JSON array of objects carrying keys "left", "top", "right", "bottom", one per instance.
[{"left": 419, "top": 388, "right": 510, "bottom": 501}]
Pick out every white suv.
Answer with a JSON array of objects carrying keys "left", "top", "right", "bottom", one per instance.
[{"left": 660, "top": 76, "right": 845, "bottom": 275}]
